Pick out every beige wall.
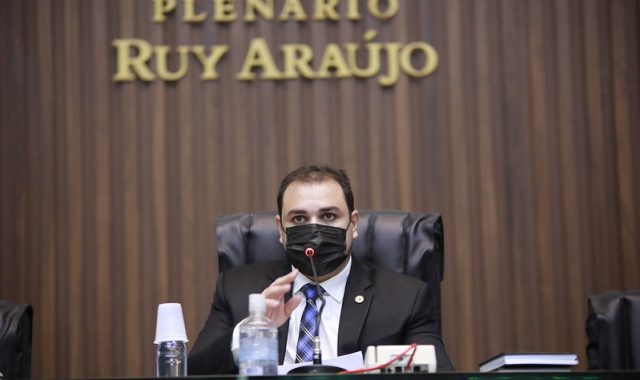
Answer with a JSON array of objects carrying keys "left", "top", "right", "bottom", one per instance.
[{"left": 1, "top": 0, "right": 639, "bottom": 377}]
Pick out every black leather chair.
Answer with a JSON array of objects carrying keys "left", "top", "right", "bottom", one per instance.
[
  {"left": 0, "top": 300, "right": 33, "bottom": 379},
  {"left": 586, "top": 289, "right": 640, "bottom": 370},
  {"left": 216, "top": 210, "right": 445, "bottom": 333}
]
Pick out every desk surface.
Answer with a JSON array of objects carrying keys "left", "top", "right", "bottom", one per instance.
[
  {"left": 79, "top": 372, "right": 638, "bottom": 380},
  {"left": 189, "top": 372, "right": 640, "bottom": 380}
]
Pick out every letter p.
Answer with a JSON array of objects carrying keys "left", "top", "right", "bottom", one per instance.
[{"left": 152, "top": 0, "right": 177, "bottom": 22}]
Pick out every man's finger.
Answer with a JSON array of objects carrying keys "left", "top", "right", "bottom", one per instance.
[
  {"left": 270, "top": 269, "right": 298, "bottom": 286},
  {"left": 262, "top": 283, "right": 291, "bottom": 299},
  {"left": 264, "top": 298, "right": 281, "bottom": 310}
]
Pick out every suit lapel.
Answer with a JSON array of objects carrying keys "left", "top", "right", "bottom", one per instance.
[{"left": 337, "top": 258, "right": 373, "bottom": 355}]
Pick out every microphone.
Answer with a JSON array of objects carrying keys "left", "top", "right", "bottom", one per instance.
[
  {"left": 303, "top": 247, "right": 325, "bottom": 365},
  {"left": 288, "top": 247, "right": 343, "bottom": 374}
]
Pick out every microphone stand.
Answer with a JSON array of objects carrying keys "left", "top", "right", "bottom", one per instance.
[
  {"left": 312, "top": 288, "right": 326, "bottom": 365},
  {"left": 288, "top": 248, "right": 344, "bottom": 374}
]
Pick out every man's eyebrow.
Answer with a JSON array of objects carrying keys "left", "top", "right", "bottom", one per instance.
[
  {"left": 286, "top": 209, "right": 308, "bottom": 216},
  {"left": 319, "top": 206, "right": 341, "bottom": 213},
  {"left": 285, "top": 206, "right": 341, "bottom": 216}
]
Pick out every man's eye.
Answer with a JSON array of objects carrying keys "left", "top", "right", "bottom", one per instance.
[
  {"left": 292, "top": 215, "right": 306, "bottom": 223},
  {"left": 322, "top": 213, "right": 337, "bottom": 221}
]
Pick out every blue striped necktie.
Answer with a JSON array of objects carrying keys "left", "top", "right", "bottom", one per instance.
[{"left": 296, "top": 284, "right": 324, "bottom": 363}]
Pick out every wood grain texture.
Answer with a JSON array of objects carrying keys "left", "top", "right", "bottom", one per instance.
[{"left": 1, "top": 0, "right": 639, "bottom": 376}]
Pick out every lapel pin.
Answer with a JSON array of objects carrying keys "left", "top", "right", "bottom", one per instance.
[{"left": 355, "top": 295, "right": 365, "bottom": 304}]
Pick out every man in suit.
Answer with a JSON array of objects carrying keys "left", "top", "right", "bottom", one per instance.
[{"left": 189, "top": 164, "right": 454, "bottom": 373}]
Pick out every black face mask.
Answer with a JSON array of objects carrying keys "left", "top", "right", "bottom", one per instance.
[{"left": 284, "top": 223, "right": 350, "bottom": 277}]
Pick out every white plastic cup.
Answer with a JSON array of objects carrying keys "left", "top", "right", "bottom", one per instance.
[{"left": 154, "top": 303, "right": 188, "bottom": 344}]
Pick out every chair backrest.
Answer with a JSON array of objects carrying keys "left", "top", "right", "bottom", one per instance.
[
  {"left": 216, "top": 210, "right": 445, "bottom": 333},
  {"left": 586, "top": 289, "right": 640, "bottom": 370},
  {"left": 0, "top": 300, "right": 33, "bottom": 379}
]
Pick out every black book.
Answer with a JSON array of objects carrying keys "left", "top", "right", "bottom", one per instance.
[{"left": 479, "top": 352, "right": 578, "bottom": 373}]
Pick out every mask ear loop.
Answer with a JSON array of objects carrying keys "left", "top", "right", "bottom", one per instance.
[
  {"left": 278, "top": 223, "right": 287, "bottom": 245},
  {"left": 343, "top": 219, "right": 356, "bottom": 253},
  {"left": 345, "top": 215, "right": 360, "bottom": 239}
]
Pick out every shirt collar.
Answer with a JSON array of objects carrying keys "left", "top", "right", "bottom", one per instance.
[{"left": 292, "top": 256, "right": 352, "bottom": 304}]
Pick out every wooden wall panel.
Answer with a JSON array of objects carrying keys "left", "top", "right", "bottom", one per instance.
[{"left": 1, "top": 0, "right": 639, "bottom": 377}]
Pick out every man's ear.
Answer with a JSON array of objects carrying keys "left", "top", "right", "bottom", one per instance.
[
  {"left": 350, "top": 210, "right": 360, "bottom": 239},
  {"left": 275, "top": 215, "right": 285, "bottom": 245}
]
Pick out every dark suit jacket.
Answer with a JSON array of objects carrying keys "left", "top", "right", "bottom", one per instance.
[{"left": 189, "top": 258, "right": 454, "bottom": 374}]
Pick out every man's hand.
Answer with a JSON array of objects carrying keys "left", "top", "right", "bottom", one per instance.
[{"left": 262, "top": 269, "right": 302, "bottom": 327}]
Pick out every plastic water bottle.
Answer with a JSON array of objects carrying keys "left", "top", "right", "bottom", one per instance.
[
  {"left": 238, "top": 294, "right": 278, "bottom": 376},
  {"left": 157, "top": 340, "right": 188, "bottom": 377},
  {"left": 154, "top": 303, "right": 188, "bottom": 377}
]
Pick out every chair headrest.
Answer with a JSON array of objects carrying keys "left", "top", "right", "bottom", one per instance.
[
  {"left": 586, "top": 289, "right": 640, "bottom": 370},
  {"left": 216, "top": 210, "right": 444, "bottom": 283},
  {"left": 0, "top": 300, "right": 33, "bottom": 379}
]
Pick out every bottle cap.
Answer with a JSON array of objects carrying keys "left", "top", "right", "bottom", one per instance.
[
  {"left": 248, "top": 293, "right": 265, "bottom": 314},
  {"left": 154, "top": 303, "right": 189, "bottom": 344}
]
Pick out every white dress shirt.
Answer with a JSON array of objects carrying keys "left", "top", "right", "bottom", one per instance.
[
  {"left": 283, "top": 257, "right": 351, "bottom": 363},
  {"left": 232, "top": 258, "right": 352, "bottom": 364}
]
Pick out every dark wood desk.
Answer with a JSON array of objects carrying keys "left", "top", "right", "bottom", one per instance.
[{"left": 148, "top": 372, "right": 640, "bottom": 380}]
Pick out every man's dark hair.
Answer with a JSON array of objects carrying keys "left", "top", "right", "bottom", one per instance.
[{"left": 277, "top": 164, "right": 355, "bottom": 216}]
